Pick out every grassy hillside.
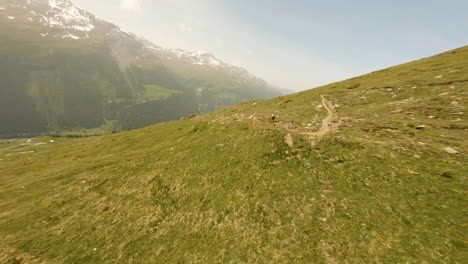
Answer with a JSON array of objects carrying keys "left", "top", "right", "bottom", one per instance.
[{"left": 0, "top": 46, "right": 466, "bottom": 263}]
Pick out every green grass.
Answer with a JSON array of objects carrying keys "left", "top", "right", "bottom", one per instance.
[
  {"left": 51, "top": 120, "right": 120, "bottom": 138},
  {"left": 0, "top": 46, "right": 467, "bottom": 263},
  {"left": 137, "top": 85, "right": 181, "bottom": 104}
]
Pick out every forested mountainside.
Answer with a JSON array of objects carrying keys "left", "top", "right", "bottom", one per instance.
[{"left": 0, "top": 0, "right": 281, "bottom": 137}]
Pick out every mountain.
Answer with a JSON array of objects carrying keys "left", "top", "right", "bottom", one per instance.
[
  {"left": 0, "top": 0, "right": 281, "bottom": 138},
  {"left": 1, "top": 46, "right": 466, "bottom": 263}
]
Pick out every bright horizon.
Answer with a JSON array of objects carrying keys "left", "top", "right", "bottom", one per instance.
[{"left": 74, "top": 0, "right": 468, "bottom": 91}]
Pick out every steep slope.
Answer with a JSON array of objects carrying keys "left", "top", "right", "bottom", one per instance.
[
  {"left": 0, "top": 46, "right": 467, "bottom": 263},
  {"left": 0, "top": 0, "right": 281, "bottom": 138}
]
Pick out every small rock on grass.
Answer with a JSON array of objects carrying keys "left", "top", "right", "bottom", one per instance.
[
  {"left": 443, "top": 147, "right": 459, "bottom": 154},
  {"left": 441, "top": 172, "right": 454, "bottom": 178},
  {"left": 284, "top": 133, "right": 294, "bottom": 147}
]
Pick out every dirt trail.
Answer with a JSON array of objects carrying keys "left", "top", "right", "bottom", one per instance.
[
  {"left": 213, "top": 95, "right": 338, "bottom": 146},
  {"left": 278, "top": 96, "right": 338, "bottom": 146},
  {"left": 277, "top": 97, "right": 339, "bottom": 259},
  {"left": 301, "top": 95, "right": 337, "bottom": 137}
]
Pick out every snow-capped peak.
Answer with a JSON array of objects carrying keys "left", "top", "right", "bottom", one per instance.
[
  {"left": 14, "top": 0, "right": 97, "bottom": 39},
  {"left": 45, "top": 0, "right": 95, "bottom": 33},
  {"left": 165, "top": 49, "right": 224, "bottom": 67}
]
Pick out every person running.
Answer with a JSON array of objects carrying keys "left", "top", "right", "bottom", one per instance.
[{"left": 271, "top": 114, "right": 276, "bottom": 122}]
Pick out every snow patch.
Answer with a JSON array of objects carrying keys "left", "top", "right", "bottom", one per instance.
[
  {"left": 46, "top": 0, "right": 95, "bottom": 32},
  {"left": 62, "top": 32, "right": 80, "bottom": 39},
  {"left": 208, "top": 57, "right": 221, "bottom": 66},
  {"left": 164, "top": 49, "right": 225, "bottom": 68},
  {"left": 195, "top": 87, "right": 205, "bottom": 97},
  {"left": 26, "top": 0, "right": 95, "bottom": 40}
]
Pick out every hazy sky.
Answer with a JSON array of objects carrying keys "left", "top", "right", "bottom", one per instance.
[{"left": 73, "top": 0, "right": 468, "bottom": 91}]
